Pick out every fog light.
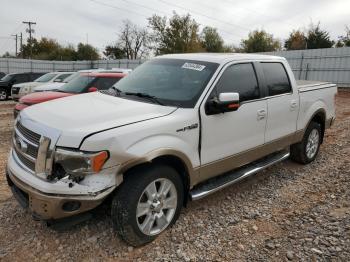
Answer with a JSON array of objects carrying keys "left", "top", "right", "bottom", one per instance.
[{"left": 62, "top": 201, "right": 81, "bottom": 212}]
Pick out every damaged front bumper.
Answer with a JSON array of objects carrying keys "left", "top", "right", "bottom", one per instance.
[{"left": 6, "top": 169, "right": 115, "bottom": 220}]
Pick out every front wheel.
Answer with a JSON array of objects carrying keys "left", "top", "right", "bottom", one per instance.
[
  {"left": 111, "top": 164, "right": 184, "bottom": 246},
  {"left": 0, "top": 88, "right": 7, "bottom": 101},
  {"left": 290, "top": 121, "right": 322, "bottom": 164}
]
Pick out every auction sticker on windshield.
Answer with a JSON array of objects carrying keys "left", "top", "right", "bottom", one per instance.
[{"left": 182, "top": 62, "right": 206, "bottom": 71}]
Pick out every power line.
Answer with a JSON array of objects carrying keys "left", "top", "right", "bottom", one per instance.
[
  {"left": 89, "top": 0, "right": 149, "bottom": 18},
  {"left": 157, "top": 0, "right": 251, "bottom": 34},
  {"left": 219, "top": 0, "right": 296, "bottom": 28},
  {"left": 0, "top": 23, "right": 24, "bottom": 54},
  {"left": 93, "top": 0, "right": 243, "bottom": 42}
]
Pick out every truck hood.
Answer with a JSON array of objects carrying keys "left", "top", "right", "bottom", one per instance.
[
  {"left": 0, "top": 80, "right": 9, "bottom": 86},
  {"left": 20, "top": 92, "right": 177, "bottom": 148},
  {"left": 34, "top": 82, "right": 65, "bottom": 92},
  {"left": 14, "top": 82, "right": 41, "bottom": 88}
]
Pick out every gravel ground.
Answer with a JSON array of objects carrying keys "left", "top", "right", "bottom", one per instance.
[{"left": 0, "top": 91, "right": 349, "bottom": 261}]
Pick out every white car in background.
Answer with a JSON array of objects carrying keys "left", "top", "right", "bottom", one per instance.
[
  {"left": 34, "top": 69, "right": 131, "bottom": 92},
  {"left": 12, "top": 72, "right": 74, "bottom": 100}
]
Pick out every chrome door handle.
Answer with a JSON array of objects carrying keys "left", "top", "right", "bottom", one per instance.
[
  {"left": 290, "top": 100, "right": 298, "bottom": 111},
  {"left": 257, "top": 109, "right": 266, "bottom": 120}
]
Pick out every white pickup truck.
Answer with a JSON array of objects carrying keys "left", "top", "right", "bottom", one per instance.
[{"left": 6, "top": 53, "right": 336, "bottom": 246}]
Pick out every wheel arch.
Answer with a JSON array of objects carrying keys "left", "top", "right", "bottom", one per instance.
[
  {"left": 307, "top": 109, "right": 326, "bottom": 143},
  {"left": 118, "top": 150, "right": 196, "bottom": 206}
]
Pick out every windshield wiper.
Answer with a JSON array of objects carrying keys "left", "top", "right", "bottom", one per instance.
[
  {"left": 124, "top": 92, "right": 164, "bottom": 105},
  {"left": 110, "top": 86, "right": 122, "bottom": 96}
]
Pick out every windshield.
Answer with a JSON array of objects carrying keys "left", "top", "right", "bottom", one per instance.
[
  {"left": 35, "top": 73, "right": 58, "bottom": 82},
  {"left": 1, "top": 74, "right": 13, "bottom": 82},
  {"left": 112, "top": 58, "right": 219, "bottom": 108},
  {"left": 59, "top": 74, "right": 96, "bottom": 93},
  {"left": 62, "top": 72, "right": 79, "bottom": 83}
]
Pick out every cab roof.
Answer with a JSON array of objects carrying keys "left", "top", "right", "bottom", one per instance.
[{"left": 157, "top": 53, "right": 285, "bottom": 64}]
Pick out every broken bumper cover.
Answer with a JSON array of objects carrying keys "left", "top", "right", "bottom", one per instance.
[{"left": 6, "top": 168, "right": 115, "bottom": 220}]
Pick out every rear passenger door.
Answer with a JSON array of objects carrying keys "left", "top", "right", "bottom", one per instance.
[{"left": 260, "top": 62, "right": 299, "bottom": 142}]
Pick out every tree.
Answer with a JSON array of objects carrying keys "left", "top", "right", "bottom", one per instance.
[
  {"left": 2, "top": 52, "right": 15, "bottom": 58},
  {"left": 148, "top": 12, "right": 203, "bottom": 54},
  {"left": 103, "top": 45, "right": 127, "bottom": 59},
  {"left": 241, "top": 30, "right": 281, "bottom": 53},
  {"left": 284, "top": 30, "right": 307, "bottom": 50},
  {"left": 76, "top": 43, "right": 100, "bottom": 60},
  {"left": 306, "top": 22, "right": 334, "bottom": 49},
  {"left": 336, "top": 26, "right": 350, "bottom": 47},
  {"left": 200, "top": 26, "right": 224, "bottom": 52},
  {"left": 116, "top": 20, "right": 150, "bottom": 59},
  {"left": 19, "top": 37, "right": 100, "bottom": 60}
]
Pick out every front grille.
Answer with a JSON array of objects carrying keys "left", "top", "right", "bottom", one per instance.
[
  {"left": 16, "top": 121, "right": 41, "bottom": 144},
  {"left": 12, "top": 87, "right": 20, "bottom": 94},
  {"left": 14, "top": 146, "right": 36, "bottom": 171},
  {"left": 13, "top": 132, "right": 38, "bottom": 158},
  {"left": 13, "top": 121, "right": 42, "bottom": 173}
]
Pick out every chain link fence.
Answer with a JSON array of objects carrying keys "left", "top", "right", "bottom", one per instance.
[
  {"left": 0, "top": 58, "right": 144, "bottom": 74},
  {"left": 261, "top": 47, "right": 350, "bottom": 88}
]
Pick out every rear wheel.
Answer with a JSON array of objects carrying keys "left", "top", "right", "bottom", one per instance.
[
  {"left": 290, "top": 121, "right": 322, "bottom": 164},
  {"left": 0, "top": 88, "right": 7, "bottom": 101},
  {"left": 111, "top": 164, "right": 184, "bottom": 246}
]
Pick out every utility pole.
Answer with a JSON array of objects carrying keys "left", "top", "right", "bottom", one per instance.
[
  {"left": 22, "top": 21, "right": 36, "bottom": 58},
  {"left": 19, "top": 32, "right": 23, "bottom": 58},
  {"left": 11, "top": 34, "right": 18, "bottom": 57}
]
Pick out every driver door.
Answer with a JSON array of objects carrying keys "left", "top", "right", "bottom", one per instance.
[{"left": 199, "top": 62, "right": 267, "bottom": 181}]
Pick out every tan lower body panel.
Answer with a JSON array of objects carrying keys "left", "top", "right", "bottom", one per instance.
[
  {"left": 194, "top": 132, "right": 303, "bottom": 184},
  {"left": 8, "top": 171, "right": 115, "bottom": 220}
]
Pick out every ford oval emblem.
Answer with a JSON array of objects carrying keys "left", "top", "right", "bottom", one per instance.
[{"left": 15, "top": 136, "right": 28, "bottom": 153}]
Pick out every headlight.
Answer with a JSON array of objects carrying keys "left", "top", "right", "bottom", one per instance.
[{"left": 54, "top": 148, "right": 109, "bottom": 175}]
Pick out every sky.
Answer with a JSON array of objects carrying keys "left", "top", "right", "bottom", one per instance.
[{"left": 0, "top": 0, "right": 349, "bottom": 56}]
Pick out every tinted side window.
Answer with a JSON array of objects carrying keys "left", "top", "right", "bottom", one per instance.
[
  {"left": 261, "top": 63, "right": 291, "bottom": 96},
  {"left": 55, "top": 74, "right": 72, "bottom": 82},
  {"left": 215, "top": 63, "right": 260, "bottom": 102},
  {"left": 93, "top": 77, "right": 120, "bottom": 90},
  {"left": 31, "top": 73, "right": 44, "bottom": 81},
  {"left": 14, "top": 74, "right": 29, "bottom": 83}
]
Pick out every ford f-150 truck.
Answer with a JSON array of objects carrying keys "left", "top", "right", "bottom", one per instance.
[{"left": 6, "top": 53, "right": 336, "bottom": 246}]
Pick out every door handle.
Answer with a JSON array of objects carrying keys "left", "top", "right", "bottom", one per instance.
[
  {"left": 290, "top": 100, "right": 298, "bottom": 111},
  {"left": 257, "top": 109, "right": 266, "bottom": 120}
]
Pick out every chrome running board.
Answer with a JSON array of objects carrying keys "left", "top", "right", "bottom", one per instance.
[{"left": 190, "top": 151, "right": 290, "bottom": 201}]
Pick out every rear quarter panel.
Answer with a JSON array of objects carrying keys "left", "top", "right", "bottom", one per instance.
[{"left": 297, "top": 85, "right": 337, "bottom": 131}]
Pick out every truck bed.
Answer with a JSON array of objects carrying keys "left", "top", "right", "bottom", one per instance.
[{"left": 297, "top": 80, "right": 336, "bottom": 93}]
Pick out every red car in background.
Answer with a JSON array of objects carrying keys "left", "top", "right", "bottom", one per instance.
[{"left": 14, "top": 72, "right": 126, "bottom": 117}]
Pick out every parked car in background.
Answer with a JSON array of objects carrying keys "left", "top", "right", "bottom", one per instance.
[
  {"left": 0, "top": 72, "right": 45, "bottom": 101},
  {"left": 11, "top": 72, "right": 75, "bottom": 101},
  {"left": 14, "top": 72, "right": 126, "bottom": 117},
  {"left": 33, "top": 73, "right": 79, "bottom": 93},
  {"left": 0, "top": 72, "right": 5, "bottom": 79},
  {"left": 6, "top": 53, "right": 336, "bottom": 246},
  {"left": 34, "top": 69, "right": 130, "bottom": 92}
]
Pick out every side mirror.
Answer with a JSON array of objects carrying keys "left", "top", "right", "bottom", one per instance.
[
  {"left": 88, "top": 87, "right": 98, "bottom": 92},
  {"left": 205, "top": 92, "right": 240, "bottom": 115}
]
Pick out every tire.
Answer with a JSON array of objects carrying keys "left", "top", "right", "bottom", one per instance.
[
  {"left": 111, "top": 164, "right": 184, "bottom": 246},
  {"left": 290, "top": 121, "right": 322, "bottom": 164},
  {"left": 0, "top": 88, "right": 7, "bottom": 101}
]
